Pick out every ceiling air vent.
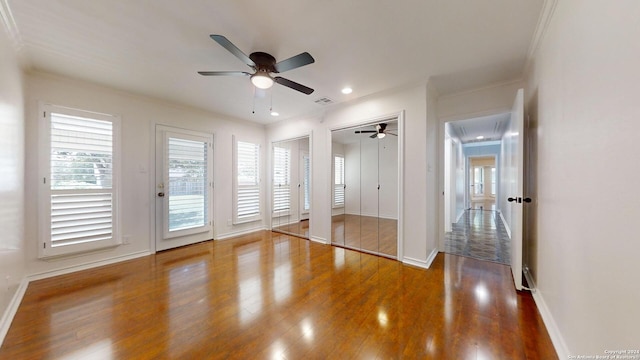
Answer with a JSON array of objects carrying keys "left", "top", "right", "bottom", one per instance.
[{"left": 314, "top": 97, "right": 334, "bottom": 105}]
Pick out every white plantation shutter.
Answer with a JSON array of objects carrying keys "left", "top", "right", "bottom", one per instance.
[
  {"left": 334, "top": 155, "right": 345, "bottom": 207},
  {"left": 303, "top": 154, "right": 310, "bottom": 212},
  {"left": 166, "top": 136, "right": 209, "bottom": 235},
  {"left": 273, "top": 146, "right": 291, "bottom": 213},
  {"left": 41, "top": 107, "right": 120, "bottom": 257},
  {"left": 234, "top": 139, "right": 261, "bottom": 223}
]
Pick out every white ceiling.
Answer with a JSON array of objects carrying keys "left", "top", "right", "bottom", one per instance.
[
  {"left": 448, "top": 113, "right": 510, "bottom": 143},
  {"left": 6, "top": 0, "right": 543, "bottom": 125}
]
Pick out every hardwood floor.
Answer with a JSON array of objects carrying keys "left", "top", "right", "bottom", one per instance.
[
  {"left": 331, "top": 214, "right": 397, "bottom": 258},
  {"left": 273, "top": 219, "right": 310, "bottom": 239},
  {"left": 0, "top": 231, "right": 556, "bottom": 359}
]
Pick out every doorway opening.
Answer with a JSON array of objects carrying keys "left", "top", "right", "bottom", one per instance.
[{"left": 442, "top": 114, "right": 510, "bottom": 264}]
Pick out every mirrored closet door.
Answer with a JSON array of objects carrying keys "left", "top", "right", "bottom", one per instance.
[
  {"left": 331, "top": 120, "right": 399, "bottom": 258},
  {"left": 271, "top": 136, "right": 310, "bottom": 239}
]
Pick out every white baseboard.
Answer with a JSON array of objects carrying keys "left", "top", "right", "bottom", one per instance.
[
  {"left": 28, "top": 250, "right": 152, "bottom": 282},
  {"left": 425, "top": 248, "right": 438, "bottom": 268},
  {"left": 530, "top": 287, "right": 569, "bottom": 359},
  {"left": 0, "top": 278, "right": 29, "bottom": 347},
  {"left": 215, "top": 227, "right": 266, "bottom": 240},
  {"left": 403, "top": 248, "right": 439, "bottom": 270},
  {"left": 309, "top": 236, "right": 328, "bottom": 244},
  {"left": 499, "top": 211, "right": 512, "bottom": 238}
]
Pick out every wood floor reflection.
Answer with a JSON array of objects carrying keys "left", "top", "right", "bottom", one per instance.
[
  {"left": 0, "top": 231, "right": 556, "bottom": 359},
  {"left": 272, "top": 219, "right": 309, "bottom": 239},
  {"left": 331, "top": 214, "right": 397, "bottom": 257}
]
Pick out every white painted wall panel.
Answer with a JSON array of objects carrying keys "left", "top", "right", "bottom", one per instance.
[
  {"left": 0, "top": 23, "right": 26, "bottom": 340},
  {"left": 525, "top": 0, "right": 640, "bottom": 355}
]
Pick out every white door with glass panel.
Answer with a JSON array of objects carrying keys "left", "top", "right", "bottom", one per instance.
[{"left": 155, "top": 126, "right": 213, "bottom": 251}]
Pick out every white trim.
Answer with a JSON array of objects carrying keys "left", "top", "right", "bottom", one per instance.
[
  {"left": 215, "top": 227, "right": 266, "bottom": 240},
  {"left": 28, "top": 251, "right": 151, "bottom": 281},
  {"left": 0, "top": 278, "right": 28, "bottom": 347},
  {"left": 523, "top": 0, "right": 559, "bottom": 74},
  {"left": 402, "top": 249, "right": 438, "bottom": 269},
  {"left": 0, "top": 0, "right": 23, "bottom": 50},
  {"left": 309, "top": 236, "right": 328, "bottom": 245},
  {"left": 425, "top": 248, "right": 438, "bottom": 268},
  {"left": 499, "top": 210, "right": 512, "bottom": 238},
  {"left": 530, "top": 288, "right": 569, "bottom": 359},
  {"left": 402, "top": 256, "right": 430, "bottom": 270}
]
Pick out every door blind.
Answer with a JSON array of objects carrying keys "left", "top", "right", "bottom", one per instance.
[{"left": 167, "top": 137, "right": 208, "bottom": 232}]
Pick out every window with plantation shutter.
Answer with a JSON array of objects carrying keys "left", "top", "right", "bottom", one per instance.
[
  {"left": 40, "top": 105, "right": 120, "bottom": 257},
  {"left": 272, "top": 146, "right": 290, "bottom": 214},
  {"left": 302, "top": 154, "right": 310, "bottom": 212},
  {"left": 234, "top": 138, "right": 261, "bottom": 223},
  {"left": 334, "top": 155, "right": 345, "bottom": 208}
]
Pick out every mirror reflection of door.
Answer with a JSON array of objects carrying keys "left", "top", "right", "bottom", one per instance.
[
  {"left": 271, "top": 136, "right": 310, "bottom": 239},
  {"left": 330, "top": 119, "right": 399, "bottom": 258}
]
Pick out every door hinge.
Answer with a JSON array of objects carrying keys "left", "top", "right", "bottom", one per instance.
[
  {"left": 43, "top": 243, "right": 46, "bottom": 249},
  {"left": 43, "top": 177, "right": 46, "bottom": 184},
  {"left": 43, "top": 111, "right": 46, "bottom": 117}
]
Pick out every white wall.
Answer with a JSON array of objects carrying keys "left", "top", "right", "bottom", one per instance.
[
  {"left": 23, "top": 72, "right": 266, "bottom": 276},
  {"left": 0, "top": 23, "right": 26, "bottom": 343},
  {"left": 268, "top": 84, "right": 434, "bottom": 264},
  {"left": 525, "top": 0, "right": 640, "bottom": 355}
]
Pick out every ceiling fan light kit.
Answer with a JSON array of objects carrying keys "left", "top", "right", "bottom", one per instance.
[{"left": 250, "top": 71, "right": 274, "bottom": 89}]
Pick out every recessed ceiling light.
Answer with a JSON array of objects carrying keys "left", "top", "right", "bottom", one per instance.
[
  {"left": 476, "top": 136, "right": 484, "bottom": 140},
  {"left": 341, "top": 87, "right": 353, "bottom": 94},
  {"left": 270, "top": 111, "right": 279, "bottom": 117}
]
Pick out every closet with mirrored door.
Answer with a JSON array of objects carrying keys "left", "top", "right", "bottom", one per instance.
[
  {"left": 331, "top": 119, "right": 399, "bottom": 258},
  {"left": 271, "top": 136, "right": 311, "bottom": 239}
]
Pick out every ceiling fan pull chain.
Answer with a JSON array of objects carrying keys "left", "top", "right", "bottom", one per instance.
[{"left": 252, "top": 86, "right": 256, "bottom": 114}]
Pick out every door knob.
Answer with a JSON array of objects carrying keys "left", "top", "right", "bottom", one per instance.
[
  {"left": 507, "top": 197, "right": 517, "bottom": 202},
  {"left": 157, "top": 192, "right": 165, "bottom": 197},
  {"left": 523, "top": 197, "right": 532, "bottom": 203}
]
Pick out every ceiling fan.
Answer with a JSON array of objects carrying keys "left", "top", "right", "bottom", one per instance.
[
  {"left": 355, "top": 123, "right": 398, "bottom": 139},
  {"left": 198, "top": 35, "right": 315, "bottom": 95}
]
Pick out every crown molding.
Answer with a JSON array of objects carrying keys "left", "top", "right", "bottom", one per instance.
[
  {"left": 0, "top": 0, "right": 22, "bottom": 49},
  {"left": 523, "top": 0, "right": 559, "bottom": 73}
]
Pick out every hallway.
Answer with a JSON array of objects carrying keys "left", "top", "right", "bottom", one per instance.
[{"left": 445, "top": 208, "right": 510, "bottom": 264}]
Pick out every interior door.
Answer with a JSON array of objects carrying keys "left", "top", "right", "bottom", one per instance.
[
  {"left": 155, "top": 125, "right": 213, "bottom": 251},
  {"left": 509, "top": 88, "right": 525, "bottom": 290}
]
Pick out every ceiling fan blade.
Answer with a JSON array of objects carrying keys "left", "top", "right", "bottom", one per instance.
[
  {"left": 274, "top": 52, "right": 315, "bottom": 73},
  {"left": 386, "top": 132, "right": 398, "bottom": 136},
  {"left": 355, "top": 130, "right": 377, "bottom": 134},
  {"left": 274, "top": 76, "right": 314, "bottom": 95},
  {"left": 198, "top": 71, "right": 251, "bottom": 76},
  {"left": 369, "top": 134, "right": 377, "bottom": 139},
  {"left": 210, "top": 35, "right": 256, "bottom": 68}
]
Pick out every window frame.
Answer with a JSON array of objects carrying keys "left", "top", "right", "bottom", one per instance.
[
  {"left": 38, "top": 103, "right": 121, "bottom": 258},
  {"left": 232, "top": 136, "right": 262, "bottom": 224}
]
